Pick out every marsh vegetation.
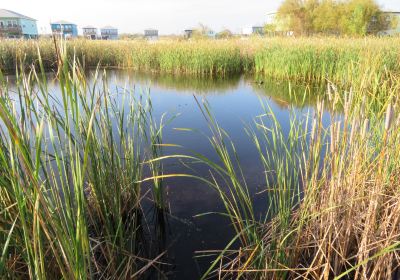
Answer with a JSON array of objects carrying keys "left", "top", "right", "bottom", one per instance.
[{"left": 0, "top": 38, "right": 399, "bottom": 279}]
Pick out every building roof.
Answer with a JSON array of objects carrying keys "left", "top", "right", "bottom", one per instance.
[
  {"left": 0, "top": 9, "right": 36, "bottom": 21},
  {"left": 52, "top": 20, "right": 76, "bottom": 25},
  {"left": 382, "top": 11, "right": 400, "bottom": 14},
  {"left": 101, "top": 25, "right": 117, "bottom": 30},
  {"left": 82, "top": 25, "right": 97, "bottom": 29}
]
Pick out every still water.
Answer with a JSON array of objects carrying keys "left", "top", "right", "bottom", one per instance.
[{"left": 8, "top": 70, "right": 334, "bottom": 279}]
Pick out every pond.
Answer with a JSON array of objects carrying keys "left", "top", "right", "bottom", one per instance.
[{"left": 6, "top": 70, "right": 335, "bottom": 279}]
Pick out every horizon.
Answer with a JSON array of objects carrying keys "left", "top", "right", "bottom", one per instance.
[{"left": 2, "top": 0, "right": 400, "bottom": 35}]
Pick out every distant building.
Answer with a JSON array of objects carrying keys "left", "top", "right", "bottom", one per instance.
[
  {"left": 0, "top": 9, "right": 38, "bottom": 38},
  {"left": 144, "top": 29, "right": 158, "bottom": 40},
  {"left": 101, "top": 26, "right": 118, "bottom": 40},
  {"left": 264, "top": 12, "right": 294, "bottom": 36},
  {"left": 184, "top": 29, "right": 194, "bottom": 39},
  {"left": 82, "top": 25, "right": 97, "bottom": 39},
  {"left": 242, "top": 26, "right": 264, "bottom": 36},
  {"left": 379, "top": 11, "right": 400, "bottom": 36},
  {"left": 206, "top": 30, "right": 216, "bottom": 39},
  {"left": 183, "top": 28, "right": 215, "bottom": 39},
  {"left": 252, "top": 26, "right": 264, "bottom": 35},
  {"left": 51, "top": 21, "right": 78, "bottom": 38},
  {"left": 265, "top": 12, "right": 276, "bottom": 26}
]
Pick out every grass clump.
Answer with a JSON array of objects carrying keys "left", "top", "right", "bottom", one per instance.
[
  {"left": 193, "top": 84, "right": 400, "bottom": 279},
  {"left": 0, "top": 49, "right": 168, "bottom": 279}
]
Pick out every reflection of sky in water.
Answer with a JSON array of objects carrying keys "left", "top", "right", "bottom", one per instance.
[{"left": 4, "top": 70, "right": 338, "bottom": 279}]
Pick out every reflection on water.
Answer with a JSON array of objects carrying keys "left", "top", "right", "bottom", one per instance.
[
  {"left": 6, "top": 70, "right": 335, "bottom": 279},
  {"left": 109, "top": 70, "right": 243, "bottom": 95}
]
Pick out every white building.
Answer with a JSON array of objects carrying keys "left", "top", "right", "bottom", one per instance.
[
  {"left": 82, "top": 25, "right": 97, "bottom": 39},
  {"left": 264, "top": 12, "right": 294, "bottom": 36},
  {"left": 380, "top": 11, "right": 400, "bottom": 35},
  {"left": 242, "top": 26, "right": 264, "bottom": 36},
  {"left": 100, "top": 26, "right": 118, "bottom": 40},
  {"left": 144, "top": 29, "right": 158, "bottom": 40}
]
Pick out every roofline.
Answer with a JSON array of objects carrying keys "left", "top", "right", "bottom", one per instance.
[
  {"left": 0, "top": 9, "right": 36, "bottom": 21},
  {"left": 51, "top": 22, "right": 77, "bottom": 25}
]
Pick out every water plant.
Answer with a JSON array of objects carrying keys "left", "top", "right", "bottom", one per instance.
[
  {"left": 0, "top": 48, "right": 167, "bottom": 279},
  {"left": 192, "top": 84, "right": 400, "bottom": 279},
  {"left": 1, "top": 36, "right": 400, "bottom": 280}
]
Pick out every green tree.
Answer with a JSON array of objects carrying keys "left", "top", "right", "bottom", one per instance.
[
  {"left": 275, "top": 0, "right": 389, "bottom": 36},
  {"left": 277, "top": 0, "right": 308, "bottom": 35},
  {"left": 264, "top": 23, "right": 277, "bottom": 35},
  {"left": 192, "top": 23, "right": 213, "bottom": 39},
  {"left": 340, "top": 0, "right": 383, "bottom": 35},
  {"left": 217, "top": 29, "right": 233, "bottom": 39},
  {"left": 313, "top": 0, "right": 341, "bottom": 34}
]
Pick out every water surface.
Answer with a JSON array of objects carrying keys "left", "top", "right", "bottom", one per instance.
[{"left": 7, "top": 70, "right": 334, "bottom": 279}]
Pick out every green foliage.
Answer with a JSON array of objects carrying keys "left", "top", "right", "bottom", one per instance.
[
  {"left": 217, "top": 29, "right": 234, "bottom": 39},
  {"left": 0, "top": 51, "right": 167, "bottom": 278},
  {"left": 191, "top": 23, "right": 214, "bottom": 39},
  {"left": 264, "top": 23, "right": 277, "bottom": 34},
  {"left": 276, "top": 0, "right": 391, "bottom": 35}
]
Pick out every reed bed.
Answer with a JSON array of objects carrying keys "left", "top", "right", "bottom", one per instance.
[
  {"left": 1, "top": 37, "right": 400, "bottom": 86},
  {"left": 0, "top": 49, "right": 169, "bottom": 279},
  {"left": 191, "top": 83, "right": 400, "bottom": 279},
  {"left": 0, "top": 39, "right": 253, "bottom": 76},
  {"left": 1, "top": 38, "right": 400, "bottom": 279}
]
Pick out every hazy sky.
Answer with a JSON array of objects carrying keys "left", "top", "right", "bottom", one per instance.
[{"left": 3, "top": 0, "right": 400, "bottom": 35}]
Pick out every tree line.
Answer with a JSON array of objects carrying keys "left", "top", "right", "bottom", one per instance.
[{"left": 267, "top": 0, "right": 398, "bottom": 36}]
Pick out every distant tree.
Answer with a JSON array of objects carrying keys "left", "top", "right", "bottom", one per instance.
[
  {"left": 277, "top": 0, "right": 307, "bottom": 35},
  {"left": 276, "top": 0, "right": 390, "bottom": 36},
  {"left": 339, "top": 0, "right": 386, "bottom": 35},
  {"left": 192, "top": 23, "right": 213, "bottom": 39},
  {"left": 217, "top": 29, "right": 233, "bottom": 39},
  {"left": 264, "top": 23, "right": 277, "bottom": 34},
  {"left": 313, "top": 0, "right": 341, "bottom": 34}
]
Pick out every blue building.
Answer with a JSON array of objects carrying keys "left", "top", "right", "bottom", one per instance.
[
  {"left": 51, "top": 21, "right": 78, "bottom": 38},
  {"left": 0, "top": 9, "right": 38, "bottom": 38}
]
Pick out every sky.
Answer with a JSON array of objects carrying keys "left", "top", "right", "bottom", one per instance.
[{"left": 2, "top": 0, "right": 400, "bottom": 35}]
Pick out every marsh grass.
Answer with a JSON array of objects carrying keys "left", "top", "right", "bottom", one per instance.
[
  {"left": 1, "top": 37, "right": 400, "bottom": 92},
  {"left": 190, "top": 84, "right": 400, "bottom": 279},
  {"left": 1, "top": 37, "right": 400, "bottom": 280},
  {"left": 0, "top": 47, "right": 169, "bottom": 279}
]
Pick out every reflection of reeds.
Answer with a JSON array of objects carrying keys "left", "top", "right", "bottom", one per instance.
[{"left": 0, "top": 51, "right": 167, "bottom": 278}]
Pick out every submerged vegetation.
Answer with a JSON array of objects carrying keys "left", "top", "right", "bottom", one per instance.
[{"left": 0, "top": 38, "right": 400, "bottom": 279}]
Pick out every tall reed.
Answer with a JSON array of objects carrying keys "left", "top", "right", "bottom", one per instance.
[
  {"left": 194, "top": 84, "right": 400, "bottom": 279},
  {"left": 0, "top": 48, "right": 167, "bottom": 278},
  {"left": 2, "top": 37, "right": 399, "bottom": 91}
]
